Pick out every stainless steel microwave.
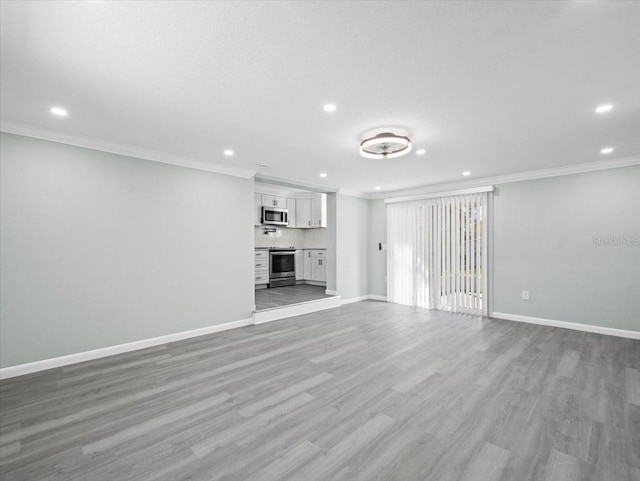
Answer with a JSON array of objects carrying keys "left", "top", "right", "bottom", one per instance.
[{"left": 262, "top": 206, "right": 289, "bottom": 226}]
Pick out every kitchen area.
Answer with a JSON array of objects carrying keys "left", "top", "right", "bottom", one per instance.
[{"left": 254, "top": 183, "right": 333, "bottom": 311}]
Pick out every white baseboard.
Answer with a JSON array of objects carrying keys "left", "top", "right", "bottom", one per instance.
[
  {"left": 342, "top": 294, "right": 387, "bottom": 305},
  {"left": 0, "top": 317, "right": 254, "bottom": 380},
  {"left": 341, "top": 295, "right": 370, "bottom": 305},
  {"left": 492, "top": 312, "right": 640, "bottom": 340},
  {"left": 253, "top": 296, "right": 342, "bottom": 324},
  {"left": 325, "top": 289, "right": 338, "bottom": 296},
  {"left": 368, "top": 295, "right": 387, "bottom": 302}
]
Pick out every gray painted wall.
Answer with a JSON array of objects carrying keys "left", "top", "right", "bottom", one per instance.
[
  {"left": 335, "top": 194, "right": 370, "bottom": 300},
  {"left": 368, "top": 199, "right": 387, "bottom": 297},
  {"left": 493, "top": 165, "right": 640, "bottom": 332},
  {"left": 0, "top": 133, "right": 254, "bottom": 368},
  {"left": 326, "top": 193, "right": 337, "bottom": 292}
]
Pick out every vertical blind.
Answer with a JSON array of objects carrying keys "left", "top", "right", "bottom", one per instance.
[{"left": 387, "top": 191, "right": 489, "bottom": 316}]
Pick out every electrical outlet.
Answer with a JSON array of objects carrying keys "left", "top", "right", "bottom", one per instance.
[{"left": 522, "top": 290, "right": 530, "bottom": 300}]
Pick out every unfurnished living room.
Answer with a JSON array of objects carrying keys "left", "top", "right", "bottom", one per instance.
[{"left": 0, "top": 1, "right": 639, "bottom": 480}]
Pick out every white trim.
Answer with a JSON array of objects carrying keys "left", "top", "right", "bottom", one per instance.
[
  {"left": 0, "top": 318, "right": 254, "bottom": 380},
  {"left": 372, "top": 155, "right": 640, "bottom": 200},
  {"left": 341, "top": 295, "right": 370, "bottom": 305},
  {"left": 1, "top": 123, "right": 256, "bottom": 179},
  {"left": 253, "top": 296, "right": 341, "bottom": 324},
  {"left": 325, "top": 289, "right": 338, "bottom": 295},
  {"left": 255, "top": 175, "right": 338, "bottom": 194},
  {"left": 384, "top": 186, "right": 495, "bottom": 204},
  {"left": 368, "top": 295, "right": 387, "bottom": 302},
  {"left": 492, "top": 312, "right": 640, "bottom": 340}
]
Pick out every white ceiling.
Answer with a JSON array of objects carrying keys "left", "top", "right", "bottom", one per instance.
[{"left": 1, "top": 1, "right": 639, "bottom": 195}]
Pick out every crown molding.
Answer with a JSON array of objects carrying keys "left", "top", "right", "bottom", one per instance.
[
  {"left": 254, "top": 174, "right": 339, "bottom": 194},
  {"left": 1, "top": 121, "right": 257, "bottom": 179},
  {"left": 369, "top": 155, "right": 640, "bottom": 200}
]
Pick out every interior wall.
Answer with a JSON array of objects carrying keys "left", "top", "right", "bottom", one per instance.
[
  {"left": 493, "top": 165, "right": 640, "bottom": 332},
  {"left": 326, "top": 193, "right": 337, "bottom": 292},
  {"left": 368, "top": 199, "right": 387, "bottom": 297},
  {"left": 0, "top": 133, "right": 255, "bottom": 368},
  {"left": 335, "top": 194, "right": 370, "bottom": 300}
]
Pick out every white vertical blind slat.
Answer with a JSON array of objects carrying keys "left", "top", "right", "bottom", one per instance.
[{"left": 387, "top": 191, "right": 489, "bottom": 316}]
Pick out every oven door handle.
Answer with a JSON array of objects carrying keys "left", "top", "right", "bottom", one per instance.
[{"left": 270, "top": 252, "right": 294, "bottom": 255}]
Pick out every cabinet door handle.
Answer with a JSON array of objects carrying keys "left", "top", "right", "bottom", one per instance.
[{"left": 308, "top": 220, "right": 311, "bottom": 226}]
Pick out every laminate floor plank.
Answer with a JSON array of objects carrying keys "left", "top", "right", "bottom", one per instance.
[
  {"left": 1, "top": 301, "right": 638, "bottom": 480},
  {"left": 255, "top": 285, "right": 333, "bottom": 310}
]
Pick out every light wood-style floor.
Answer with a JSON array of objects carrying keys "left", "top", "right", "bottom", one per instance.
[
  {"left": 255, "top": 284, "right": 331, "bottom": 310},
  {"left": 1, "top": 301, "right": 639, "bottom": 481}
]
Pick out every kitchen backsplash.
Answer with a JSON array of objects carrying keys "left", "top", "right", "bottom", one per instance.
[{"left": 254, "top": 226, "right": 327, "bottom": 248}]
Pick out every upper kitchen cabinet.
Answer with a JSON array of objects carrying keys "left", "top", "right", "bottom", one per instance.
[
  {"left": 311, "top": 196, "right": 325, "bottom": 228},
  {"left": 254, "top": 193, "right": 263, "bottom": 226},
  {"left": 296, "top": 198, "right": 312, "bottom": 228},
  {"left": 255, "top": 183, "right": 326, "bottom": 229},
  {"left": 286, "top": 198, "right": 297, "bottom": 228},
  {"left": 261, "top": 194, "right": 287, "bottom": 208},
  {"left": 296, "top": 193, "right": 326, "bottom": 229}
]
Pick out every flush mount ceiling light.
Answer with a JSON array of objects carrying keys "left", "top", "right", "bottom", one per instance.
[
  {"left": 223, "top": 149, "right": 234, "bottom": 156},
  {"left": 359, "top": 132, "right": 412, "bottom": 159}
]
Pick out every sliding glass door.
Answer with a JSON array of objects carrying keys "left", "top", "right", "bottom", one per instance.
[{"left": 387, "top": 190, "right": 490, "bottom": 316}]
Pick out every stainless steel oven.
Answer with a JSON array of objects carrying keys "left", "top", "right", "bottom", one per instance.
[{"left": 269, "top": 249, "right": 295, "bottom": 287}]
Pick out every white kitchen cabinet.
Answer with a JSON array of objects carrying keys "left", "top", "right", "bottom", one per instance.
[
  {"left": 303, "top": 250, "right": 313, "bottom": 280},
  {"left": 255, "top": 193, "right": 263, "bottom": 226},
  {"left": 311, "top": 196, "right": 324, "bottom": 228},
  {"left": 296, "top": 194, "right": 325, "bottom": 228},
  {"left": 287, "top": 198, "right": 297, "bottom": 228},
  {"left": 311, "top": 257, "right": 326, "bottom": 282},
  {"left": 301, "top": 249, "right": 326, "bottom": 282},
  {"left": 255, "top": 249, "right": 269, "bottom": 285},
  {"left": 296, "top": 199, "right": 312, "bottom": 228},
  {"left": 261, "top": 194, "right": 287, "bottom": 208},
  {"left": 294, "top": 250, "right": 303, "bottom": 280}
]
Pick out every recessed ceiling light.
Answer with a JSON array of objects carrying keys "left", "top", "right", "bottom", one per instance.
[
  {"left": 224, "top": 149, "right": 234, "bottom": 156},
  {"left": 600, "top": 147, "right": 614, "bottom": 154},
  {"left": 320, "top": 173, "right": 327, "bottom": 178},
  {"left": 375, "top": 186, "right": 381, "bottom": 190},
  {"left": 595, "top": 104, "right": 613, "bottom": 114},
  {"left": 323, "top": 104, "right": 336, "bottom": 113},
  {"left": 416, "top": 149, "right": 426, "bottom": 155},
  {"left": 50, "top": 106, "right": 68, "bottom": 117},
  {"left": 462, "top": 171, "right": 471, "bottom": 176}
]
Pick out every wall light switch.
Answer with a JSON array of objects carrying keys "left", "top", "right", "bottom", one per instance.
[{"left": 522, "top": 290, "right": 530, "bottom": 300}]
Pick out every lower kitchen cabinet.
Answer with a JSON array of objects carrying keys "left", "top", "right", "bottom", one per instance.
[
  {"left": 294, "top": 250, "right": 304, "bottom": 280},
  {"left": 301, "top": 249, "right": 326, "bottom": 282},
  {"left": 255, "top": 249, "right": 269, "bottom": 286},
  {"left": 311, "top": 257, "right": 326, "bottom": 282}
]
